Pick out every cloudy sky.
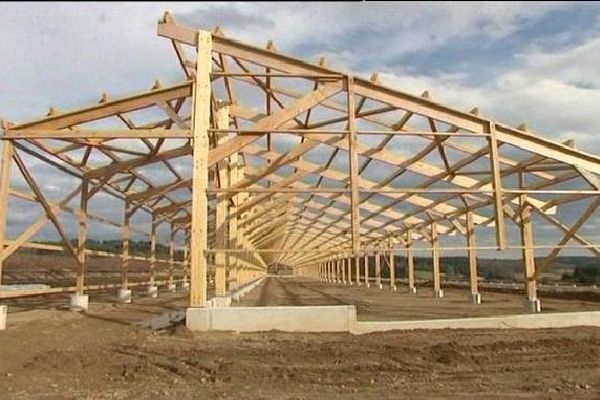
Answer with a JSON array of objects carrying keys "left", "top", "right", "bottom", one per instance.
[{"left": 2, "top": 2, "right": 600, "bottom": 256}]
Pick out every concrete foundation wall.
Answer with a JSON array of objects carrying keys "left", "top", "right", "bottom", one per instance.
[
  {"left": 187, "top": 305, "right": 356, "bottom": 332},
  {"left": 352, "top": 311, "right": 600, "bottom": 334},
  {"left": 186, "top": 305, "right": 600, "bottom": 334},
  {"left": 0, "top": 305, "right": 6, "bottom": 330}
]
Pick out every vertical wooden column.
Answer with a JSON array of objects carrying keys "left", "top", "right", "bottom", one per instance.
[
  {"left": 363, "top": 251, "right": 370, "bottom": 287},
  {"left": 354, "top": 255, "right": 361, "bottom": 286},
  {"left": 189, "top": 31, "right": 212, "bottom": 307},
  {"left": 406, "top": 230, "right": 416, "bottom": 294},
  {"left": 0, "top": 140, "right": 14, "bottom": 287},
  {"left": 388, "top": 236, "right": 396, "bottom": 291},
  {"left": 121, "top": 202, "right": 131, "bottom": 290},
  {"left": 375, "top": 247, "right": 382, "bottom": 289},
  {"left": 347, "top": 255, "right": 352, "bottom": 285},
  {"left": 215, "top": 105, "right": 229, "bottom": 297},
  {"left": 149, "top": 213, "right": 157, "bottom": 287},
  {"left": 431, "top": 223, "right": 443, "bottom": 298},
  {"left": 466, "top": 211, "right": 481, "bottom": 304},
  {"left": 341, "top": 256, "right": 346, "bottom": 284},
  {"left": 237, "top": 163, "right": 246, "bottom": 287},
  {"left": 336, "top": 256, "right": 341, "bottom": 283},
  {"left": 168, "top": 223, "right": 175, "bottom": 289},
  {"left": 347, "top": 75, "right": 361, "bottom": 275},
  {"left": 488, "top": 121, "right": 506, "bottom": 249},
  {"left": 330, "top": 259, "right": 335, "bottom": 282},
  {"left": 183, "top": 229, "right": 190, "bottom": 288},
  {"left": 519, "top": 173, "right": 539, "bottom": 312},
  {"left": 119, "top": 201, "right": 133, "bottom": 302},
  {"left": 228, "top": 148, "right": 239, "bottom": 292},
  {"left": 319, "top": 262, "right": 323, "bottom": 281},
  {"left": 76, "top": 178, "right": 88, "bottom": 295}
]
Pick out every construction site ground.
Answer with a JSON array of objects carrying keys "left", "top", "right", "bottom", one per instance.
[{"left": 1, "top": 275, "right": 600, "bottom": 399}]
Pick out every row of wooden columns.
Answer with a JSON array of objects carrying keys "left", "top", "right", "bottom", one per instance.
[
  {"left": 82, "top": 194, "right": 187, "bottom": 302},
  {"left": 306, "top": 203, "right": 539, "bottom": 308}
]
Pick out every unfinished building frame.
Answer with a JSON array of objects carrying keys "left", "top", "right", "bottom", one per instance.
[{"left": 2, "top": 12, "right": 600, "bottom": 314}]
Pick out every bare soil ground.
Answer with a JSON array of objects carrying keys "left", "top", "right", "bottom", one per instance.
[
  {"left": 2, "top": 257, "right": 600, "bottom": 399},
  {"left": 1, "top": 301, "right": 600, "bottom": 399}
]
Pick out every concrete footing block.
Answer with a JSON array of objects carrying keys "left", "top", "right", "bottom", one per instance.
[
  {"left": 391, "top": 285, "right": 398, "bottom": 291},
  {"left": 471, "top": 292, "right": 482, "bottom": 305},
  {"left": 69, "top": 294, "right": 89, "bottom": 311},
  {"left": 118, "top": 289, "right": 132, "bottom": 304},
  {"left": 147, "top": 286, "right": 158, "bottom": 298},
  {"left": 408, "top": 287, "right": 417, "bottom": 294},
  {"left": 365, "top": 283, "right": 370, "bottom": 288},
  {"left": 167, "top": 283, "right": 177, "bottom": 292},
  {"left": 0, "top": 305, "right": 7, "bottom": 330},
  {"left": 181, "top": 281, "right": 190, "bottom": 290},
  {"left": 434, "top": 289, "right": 445, "bottom": 299},
  {"left": 208, "top": 297, "right": 232, "bottom": 308},
  {"left": 526, "top": 299, "right": 542, "bottom": 313},
  {"left": 187, "top": 305, "right": 355, "bottom": 332},
  {"left": 378, "top": 283, "right": 383, "bottom": 289}
]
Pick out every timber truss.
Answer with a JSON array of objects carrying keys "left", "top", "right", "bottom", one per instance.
[{"left": 2, "top": 12, "right": 600, "bottom": 306}]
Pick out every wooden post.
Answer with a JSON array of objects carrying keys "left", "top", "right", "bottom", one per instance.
[
  {"left": 354, "top": 255, "right": 361, "bottom": 286},
  {"left": 488, "top": 121, "right": 506, "bottom": 249},
  {"left": 330, "top": 259, "right": 334, "bottom": 282},
  {"left": 190, "top": 31, "right": 212, "bottom": 307},
  {"left": 466, "top": 211, "right": 481, "bottom": 304},
  {"left": 388, "top": 236, "right": 396, "bottom": 291},
  {"left": 122, "top": 202, "right": 130, "bottom": 290},
  {"left": 375, "top": 247, "right": 382, "bottom": 289},
  {"left": 76, "top": 178, "right": 88, "bottom": 295},
  {"left": 236, "top": 163, "right": 246, "bottom": 288},
  {"left": 215, "top": 105, "right": 229, "bottom": 297},
  {"left": 119, "top": 201, "right": 133, "bottom": 303},
  {"left": 183, "top": 230, "right": 190, "bottom": 288},
  {"left": 341, "top": 256, "right": 346, "bottom": 283},
  {"left": 228, "top": 154, "right": 239, "bottom": 292},
  {"left": 363, "top": 251, "right": 370, "bottom": 287},
  {"left": 336, "top": 256, "right": 341, "bottom": 283},
  {"left": 0, "top": 140, "right": 14, "bottom": 287},
  {"left": 319, "top": 261, "right": 325, "bottom": 281},
  {"left": 406, "top": 230, "right": 416, "bottom": 294},
  {"left": 520, "top": 174, "right": 540, "bottom": 312},
  {"left": 431, "top": 223, "right": 443, "bottom": 298},
  {"left": 347, "top": 75, "right": 361, "bottom": 266},
  {"left": 149, "top": 213, "right": 157, "bottom": 287},
  {"left": 347, "top": 255, "right": 352, "bottom": 285},
  {"left": 168, "top": 223, "right": 175, "bottom": 289}
]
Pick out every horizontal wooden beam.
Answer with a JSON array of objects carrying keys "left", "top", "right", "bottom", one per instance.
[{"left": 4, "top": 129, "right": 191, "bottom": 139}]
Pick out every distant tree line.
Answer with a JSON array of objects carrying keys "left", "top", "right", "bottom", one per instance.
[
  {"left": 23, "top": 239, "right": 184, "bottom": 261},
  {"left": 373, "top": 256, "right": 600, "bottom": 284}
]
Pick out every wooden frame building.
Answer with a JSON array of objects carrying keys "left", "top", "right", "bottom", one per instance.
[{"left": 2, "top": 12, "right": 600, "bottom": 311}]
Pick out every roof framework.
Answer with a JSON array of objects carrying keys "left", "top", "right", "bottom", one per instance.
[{"left": 1, "top": 12, "right": 600, "bottom": 306}]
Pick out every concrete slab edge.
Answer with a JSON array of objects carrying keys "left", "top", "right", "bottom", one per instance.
[
  {"left": 351, "top": 310, "right": 600, "bottom": 334},
  {"left": 187, "top": 304, "right": 600, "bottom": 334}
]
